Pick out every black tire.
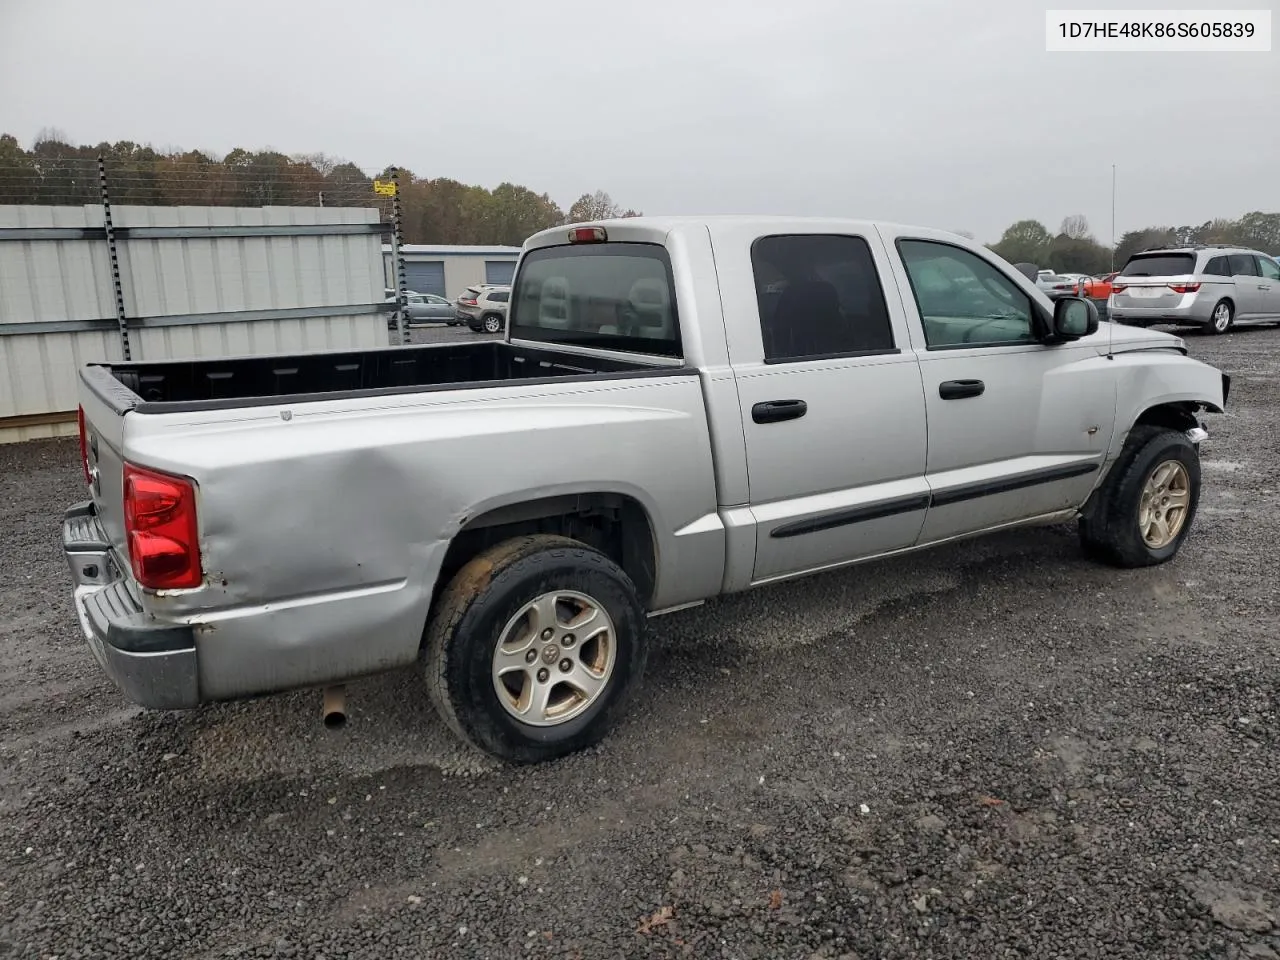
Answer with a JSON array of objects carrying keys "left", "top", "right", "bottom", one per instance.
[
  {"left": 423, "top": 534, "right": 648, "bottom": 764},
  {"left": 481, "top": 313, "right": 503, "bottom": 334},
  {"left": 1078, "top": 425, "right": 1201, "bottom": 568},
  {"left": 1207, "top": 299, "right": 1234, "bottom": 335}
]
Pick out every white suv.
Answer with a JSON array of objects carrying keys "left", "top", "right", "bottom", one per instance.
[{"left": 1109, "top": 245, "right": 1280, "bottom": 334}]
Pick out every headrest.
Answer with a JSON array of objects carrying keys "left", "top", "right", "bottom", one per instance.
[{"left": 627, "top": 278, "right": 669, "bottom": 309}]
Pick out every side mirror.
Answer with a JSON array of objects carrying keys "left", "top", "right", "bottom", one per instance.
[{"left": 1050, "top": 296, "right": 1099, "bottom": 341}]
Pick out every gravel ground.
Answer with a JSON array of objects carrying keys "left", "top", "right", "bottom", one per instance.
[{"left": 2, "top": 325, "right": 1278, "bottom": 960}]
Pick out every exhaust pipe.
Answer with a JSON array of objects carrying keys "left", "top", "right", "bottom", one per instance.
[{"left": 322, "top": 685, "right": 347, "bottom": 729}]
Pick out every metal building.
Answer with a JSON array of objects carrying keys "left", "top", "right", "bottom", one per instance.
[
  {"left": 386, "top": 244, "right": 522, "bottom": 298},
  {"left": 1, "top": 204, "right": 391, "bottom": 443}
]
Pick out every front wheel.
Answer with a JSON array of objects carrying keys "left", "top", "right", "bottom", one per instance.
[
  {"left": 423, "top": 535, "right": 648, "bottom": 763},
  {"left": 1079, "top": 425, "right": 1201, "bottom": 568}
]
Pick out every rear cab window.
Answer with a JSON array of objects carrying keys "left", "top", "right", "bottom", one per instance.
[
  {"left": 1120, "top": 253, "right": 1196, "bottom": 277},
  {"left": 509, "top": 243, "right": 681, "bottom": 357}
]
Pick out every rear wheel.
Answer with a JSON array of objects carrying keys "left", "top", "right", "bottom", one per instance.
[
  {"left": 1208, "top": 300, "right": 1234, "bottom": 335},
  {"left": 423, "top": 535, "right": 648, "bottom": 763},
  {"left": 1079, "top": 425, "right": 1201, "bottom": 568},
  {"left": 482, "top": 313, "right": 503, "bottom": 334}
]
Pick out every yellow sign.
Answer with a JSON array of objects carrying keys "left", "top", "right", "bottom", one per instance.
[{"left": 373, "top": 180, "right": 397, "bottom": 197}]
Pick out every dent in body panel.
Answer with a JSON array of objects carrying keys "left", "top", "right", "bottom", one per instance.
[
  {"left": 121, "top": 376, "right": 722, "bottom": 694},
  {"left": 192, "top": 568, "right": 439, "bottom": 701}
]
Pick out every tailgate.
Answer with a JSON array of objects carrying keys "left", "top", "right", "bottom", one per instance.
[{"left": 77, "top": 367, "right": 136, "bottom": 569}]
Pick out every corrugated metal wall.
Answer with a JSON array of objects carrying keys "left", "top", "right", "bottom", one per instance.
[{"left": 0, "top": 204, "right": 390, "bottom": 443}]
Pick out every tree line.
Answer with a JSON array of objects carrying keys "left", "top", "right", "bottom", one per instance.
[
  {"left": 0, "top": 131, "right": 639, "bottom": 246},
  {"left": 988, "top": 212, "right": 1280, "bottom": 276},
  {"left": 5, "top": 133, "right": 1277, "bottom": 260}
]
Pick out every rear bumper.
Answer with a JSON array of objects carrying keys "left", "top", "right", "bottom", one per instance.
[
  {"left": 62, "top": 501, "right": 199, "bottom": 710},
  {"left": 1108, "top": 298, "right": 1215, "bottom": 326}
]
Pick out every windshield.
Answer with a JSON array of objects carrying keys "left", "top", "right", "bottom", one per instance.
[
  {"left": 1121, "top": 253, "right": 1196, "bottom": 277},
  {"left": 509, "top": 243, "right": 681, "bottom": 357}
]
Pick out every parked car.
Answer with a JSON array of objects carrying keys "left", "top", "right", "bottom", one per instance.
[
  {"left": 1109, "top": 245, "right": 1280, "bottom": 334},
  {"left": 407, "top": 293, "right": 458, "bottom": 324},
  {"left": 1035, "top": 273, "right": 1081, "bottom": 300},
  {"left": 64, "top": 216, "right": 1228, "bottom": 764},
  {"left": 456, "top": 285, "right": 510, "bottom": 333},
  {"left": 384, "top": 292, "right": 459, "bottom": 327},
  {"left": 1081, "top": 271, "right": 1119, "bottom": 300}
]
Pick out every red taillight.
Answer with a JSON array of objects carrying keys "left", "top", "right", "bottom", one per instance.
[
  {"left": 1169, "top": 282, "right": 1201, "bottom": 294},
  {"left": 77, "top": 406, "right": 91, "bottom": 485},
  {"left": 459, "top": 297, "right": 477, "bottom": 306},
  {"left": 568, "top": 226, "right": 607, "bottom": 244},
  {"left": 123, "top": 462, "right": 202, "bottom": 590},
  {"left": 1112, "top": 283, "right": 1128, "bottom": 293}
]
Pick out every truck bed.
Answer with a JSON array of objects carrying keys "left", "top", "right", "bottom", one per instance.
[{"left": 86, "top": 341, "right": 682, "bottom": 413}]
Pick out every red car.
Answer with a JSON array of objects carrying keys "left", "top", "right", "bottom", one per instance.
[{"left": 1081, "top": 271, "right": 1119, "bottom": 299}]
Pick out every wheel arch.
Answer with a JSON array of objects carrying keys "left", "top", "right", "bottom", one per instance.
[
  {"left": 430, "top": 490, "right": 660, "bottom": 626},
  {"left": 1131, "top": 401, "right": 1207, "bottom": 433}
]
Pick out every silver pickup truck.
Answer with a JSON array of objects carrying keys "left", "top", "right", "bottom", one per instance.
[{"left": 63, "top": 217, "right": 1230, "bottom": 763}]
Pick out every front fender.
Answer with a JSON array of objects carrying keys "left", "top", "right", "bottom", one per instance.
[{"left": 1111, "top": 350, "right": 1227, "bottom": 458}]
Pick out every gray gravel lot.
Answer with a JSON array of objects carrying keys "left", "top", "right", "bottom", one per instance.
[{"left": 2, "top": 324, "right": 1278, "bottom": 959}]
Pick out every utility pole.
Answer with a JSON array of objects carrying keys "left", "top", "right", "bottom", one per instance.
[{"left": 1110, "top": 164, "right": 1117, "bottom": 271}]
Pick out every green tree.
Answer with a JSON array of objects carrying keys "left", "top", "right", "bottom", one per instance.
[
  {"left": 1113, "top": 228, "right": 1175, "bottom": 269},
  {"left": 1237, "top": 211, "right": 1280, "bottom": 255},
  {"left": 990, "top": 219, "right": 1052, "bottom": 266},
  {"left": 0, "top": 129, "right": 639, "bottom": 234},
  {"left": 1046, "top": 236, "right": 1111, "bottom": 275},
  {"left": 488, "top": 182, "right": 564, "bottom": 246}
]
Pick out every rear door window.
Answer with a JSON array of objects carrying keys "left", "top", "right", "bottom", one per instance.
[
  {"left": 750, "top": 234, "right": 895, "bottom": 362},
  {"left": 510, "top": 243, "right": 681, "bottom": 357},
  {"left": 1120, "top": 253, "right": 1196, "bottom": 277},
  {"left": 1229, "top": 254, "right": 1259, "bottom": 277}
]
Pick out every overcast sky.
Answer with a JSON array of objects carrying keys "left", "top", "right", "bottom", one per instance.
[{"left": 0, "top": 0, "right": 1275, "bottom": 242}]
